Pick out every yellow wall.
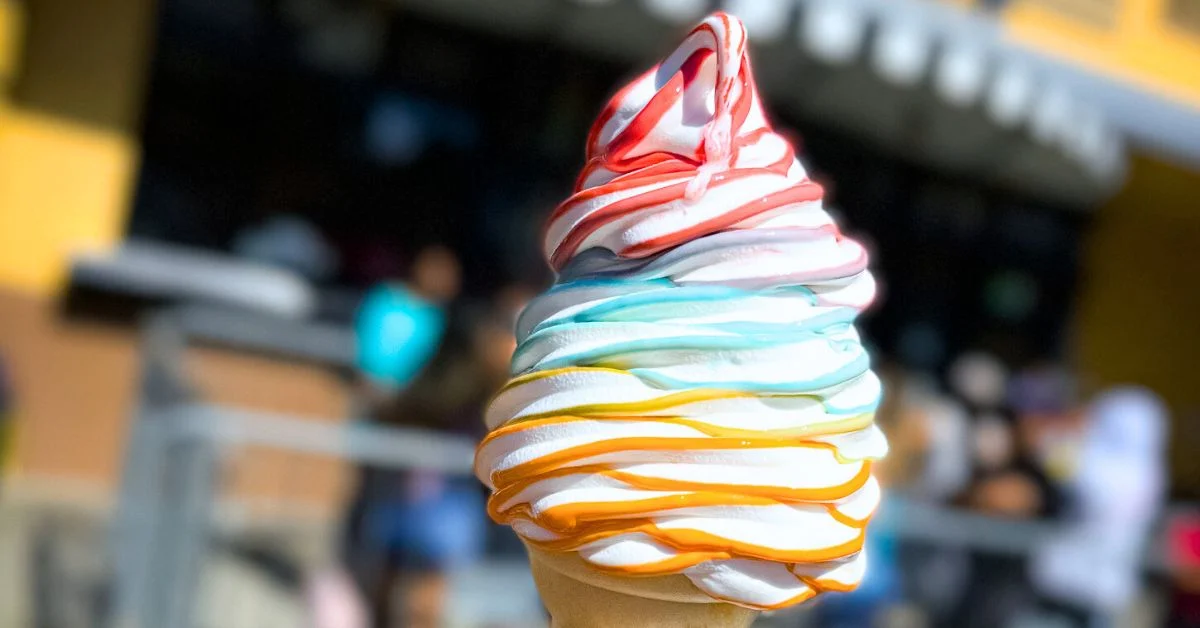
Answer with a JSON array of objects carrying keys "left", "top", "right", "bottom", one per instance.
[
  {"left": 0, "top": 110, "right": 139, "bottom": 293},
  {"left": 1000, "top": 0, "right": 1200, "bottom": 110},
  {"left": 0, "top": 0, "right": 154, "bottom": 296},
  {"left": 1074, "top": 155, "right": 1200, "bottom": 494}
]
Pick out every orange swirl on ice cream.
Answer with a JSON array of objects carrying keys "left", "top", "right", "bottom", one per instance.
[{"left": 475, "top": 12, "right": 886, "bottom": 610}]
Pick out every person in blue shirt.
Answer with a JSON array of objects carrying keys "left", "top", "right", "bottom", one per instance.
[
  {"left": 354, "top": 245, "right": 461, "bottom": 395},
  {"left": 346, "top": 246, "right": 523, "bottom": 628}
]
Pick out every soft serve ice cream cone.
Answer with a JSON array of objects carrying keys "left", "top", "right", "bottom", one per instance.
[{"left": 475, "top": 11, "right": 887, "bottom": 625}]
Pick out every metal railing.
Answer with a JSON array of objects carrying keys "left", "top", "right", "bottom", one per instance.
[
  {"left": 107, "top": 305, "right": 498, "bottom": 628},
  {"left": 104, "top": 304, "right": 1173, "bottom": 627}
]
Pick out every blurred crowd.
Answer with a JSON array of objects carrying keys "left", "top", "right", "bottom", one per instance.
[
  {"left": 340, "top": 243, "right": 524, "bottom": 628},
  {"left": 228, "top": 214, "right": 1197, "bottom": 628},
  {"left": 863, "top": 355, "right": 1170, "bottom": 628}
]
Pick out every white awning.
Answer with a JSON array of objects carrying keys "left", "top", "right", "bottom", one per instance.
[{"left": 400, "top": 0, "right": 1148, "bottom": 206}]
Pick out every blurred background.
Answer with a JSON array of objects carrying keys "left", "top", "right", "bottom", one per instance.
[{"left": 1, "top": 0, "right": 1199, "bottom": 626}]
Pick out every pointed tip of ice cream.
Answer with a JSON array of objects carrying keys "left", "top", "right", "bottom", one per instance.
[
  {"left": 545, "top": 9, "right": 784, "bottom": 269},
  {"left": 579, "top": 11, "right": 764, "bottom": 179}
]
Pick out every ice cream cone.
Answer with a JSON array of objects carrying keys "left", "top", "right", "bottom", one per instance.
[
  {"left": 526, "top": 545, "right": 757, "bottom": 628},
  {"left": 477, "top": 10, "right": 886, "bottom": 616}
]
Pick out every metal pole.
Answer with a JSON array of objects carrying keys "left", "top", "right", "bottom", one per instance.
[
  {"left": 109, "top": 309, "right": 192, "bottom": 628},
  {"left": 147, "top": 422, "right": 218, "bottom": 628}
]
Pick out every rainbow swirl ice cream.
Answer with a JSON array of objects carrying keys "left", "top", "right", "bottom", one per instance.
[{"left": 474, "top": 12, "right": 887, "bottom": 610}]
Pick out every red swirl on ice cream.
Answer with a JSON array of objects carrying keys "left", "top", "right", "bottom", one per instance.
[{"left": 546, "top": 12, "right": 835, "bottom": 274}]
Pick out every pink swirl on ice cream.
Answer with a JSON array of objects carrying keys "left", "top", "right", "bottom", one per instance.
[{"left": 475, "top": 12, "right": 887, "bottom": 610}]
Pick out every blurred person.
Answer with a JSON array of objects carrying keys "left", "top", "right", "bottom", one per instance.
[
  {"left": 949, "top": 351, "right": 1010, "bottom": 412},
  {"left": 967, "top": 465, "right": 1048, "bottom": 519},
  {"left": 353, "top": 244, "right": 461, "bottom": 402},
  {"left": 343, "top": 243, "right": 463, "bottom": 627},
  {"left": 973, "top": 413, "right": 1016, "bottom": 473},
  {"left": 1008, "top": 363, "right": 1076, "bottom": 418},
  {"left": 881, "top": 372, "right": 975, "bottom": 624},
  {"left": 872, "top": 366, "right": 929, "bottom": 490},
  {"left": 1030, "top": 387, "right": 1167, "bottom": 628},
  {"left": 1009, "top": 362, "right": 1084, "bottom": 486},
  {"left": 949, "top": 410, "right": 1063, "bottom": 628},
  {"left": 343, "top": 293, "right": 522, "bottom": 628},
  {"left": 901, "top": 374, "right": 973, "bottom": 502},
  {"left": 965, "top": 411, "right": 1058, "bottom": 519}
]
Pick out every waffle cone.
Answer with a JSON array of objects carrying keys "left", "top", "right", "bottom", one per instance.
[{"left": 526, "top": 545, "right": 757, "bottom": 627}]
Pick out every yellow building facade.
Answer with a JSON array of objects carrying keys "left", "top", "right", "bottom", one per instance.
[
  {"left": 993, "top": 0, "right": 1200, "bottom": 490},
  {"left": 0, "top": 0, "right": 154, "bottom": 296}
]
